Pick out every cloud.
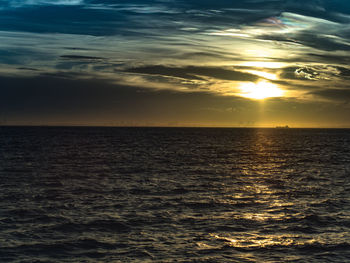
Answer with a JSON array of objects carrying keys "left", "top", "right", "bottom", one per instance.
[
  {"left": 308, "top": 88, "right": 350, "bottom": 103},
  {"left": 17, "top": 67, "right": 39, "bottom": 71},
  {"left": 6, "top": 0, "right": 84, "bottom": 7},
  {"left": 125, "top": 65, "right": 259, "bottom": 82},
  {"left": 305, "top": 53, "right": 350, "bottom": 64},
  {"left": 60, "top": 55, "right": 105, "bottom": 60},
  {"left": 0, "top": 73, "right": 259, "bottom": 126},
  {"left": 84, "top": 3, "right": 180, "bottom": 14},
  {"left": 259, "top": 32, "right": 350, "bottom": 52},
  {"left": 294, "top": 66, "right": 341, "bottom": 80},
  {"left": 1, "top": 0, "right": 350, "bottom": 115},
  {"left": 1, "top": 72, "right": 349, "bottom": 127}
]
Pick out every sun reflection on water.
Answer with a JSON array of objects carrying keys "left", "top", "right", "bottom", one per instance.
[{"left": 211, "top": 233, "right": 317, "bottom": 248}]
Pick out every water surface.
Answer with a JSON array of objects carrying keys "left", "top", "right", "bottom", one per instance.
[{"left": 1, "top": 127, "right": 350, "bottom": 262}]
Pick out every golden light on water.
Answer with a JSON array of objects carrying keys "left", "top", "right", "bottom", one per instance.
[
  {"left": 211, "top": 233, "right": 318, "bottom": 249},
  {"left": 238, "top": 80, "right": 284, "bottom": 100}
]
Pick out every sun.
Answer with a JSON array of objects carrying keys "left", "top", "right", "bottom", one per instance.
[{"left": 239, "top": 80, "right": 284, "bottom": 100}]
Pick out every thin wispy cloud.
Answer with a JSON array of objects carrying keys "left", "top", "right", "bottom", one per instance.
[{"left": 2, "top": 0, "right": 84, "bottom": 7}]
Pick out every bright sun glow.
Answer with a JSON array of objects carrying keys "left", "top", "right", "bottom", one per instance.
[
  {"left": 240, "top": 61, "right": 287, "bottom": 69},
  {"left": 239, "top": 81, "right": 284, "bottom": 100}
]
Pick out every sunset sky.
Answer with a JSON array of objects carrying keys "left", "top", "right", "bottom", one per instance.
[{"left": 1, "top": 0, "right": 350, "bottom": 127}]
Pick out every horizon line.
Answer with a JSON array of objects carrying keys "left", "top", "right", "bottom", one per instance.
[{"left": 1, "top": 124, "right": 350, "bottom": 129}]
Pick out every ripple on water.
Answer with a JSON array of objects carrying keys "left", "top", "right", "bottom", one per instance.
[{"left": 1, "top": 127, "right": 350, "bottom": 262}]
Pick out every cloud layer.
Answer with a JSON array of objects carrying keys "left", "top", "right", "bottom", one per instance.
[{"left": 1, "top": 0, "right": 350, "bottom": 126}]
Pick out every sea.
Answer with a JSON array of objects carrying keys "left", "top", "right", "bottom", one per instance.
[{"left": 1, "top": 127, "right": 350, "bottom": 262}]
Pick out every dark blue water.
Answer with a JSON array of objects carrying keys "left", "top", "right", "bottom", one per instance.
[{"left": 1, "top": 127, "right": 350, "bottom": 262}]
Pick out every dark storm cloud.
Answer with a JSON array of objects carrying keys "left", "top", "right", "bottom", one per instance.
[{"left": 125, "top": 65, "right": 259, "bottom": 82}]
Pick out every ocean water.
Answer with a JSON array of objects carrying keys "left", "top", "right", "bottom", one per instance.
[{"left": 1, "top": 127, "right": 350, "bottom": 262}]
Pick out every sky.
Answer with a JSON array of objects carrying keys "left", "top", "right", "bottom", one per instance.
[{"left": 1, "top": 0, "right": 350, "bottom": 127}]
